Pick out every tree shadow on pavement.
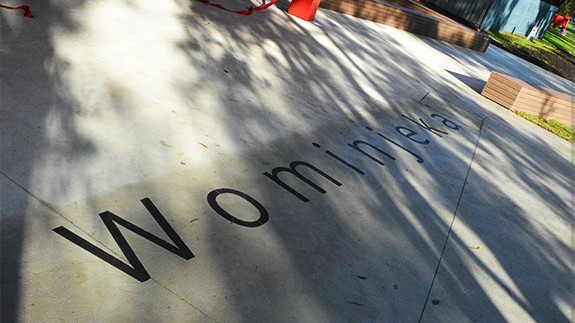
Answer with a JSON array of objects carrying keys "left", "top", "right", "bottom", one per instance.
[{"left": 1, "top": 0, "right": 572, "bottom": 321}]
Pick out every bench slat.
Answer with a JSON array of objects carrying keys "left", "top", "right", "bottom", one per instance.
[{"left": 481, "top": 71, "right": 574, "bottom": 125}]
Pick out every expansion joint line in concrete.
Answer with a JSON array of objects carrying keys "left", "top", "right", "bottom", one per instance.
[
  {"left": 1, "top": 171, "right": 87, "bottom": 235},
  {"left": 151, "top": 279, "right": 222, "bottom": 323},
  {"left": 417, "top": 116, "right": 487, "bottom": 322},
  {"left": 0, "top": 172, "right": 130, "bottom": 276},
  {"left": 418, "top": 91, "right": 430, "bottom": 103}
]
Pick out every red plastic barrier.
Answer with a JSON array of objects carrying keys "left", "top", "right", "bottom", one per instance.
[
  {"left": 0, "top": 4, "right": 34, "bottom": 18},
  {"left": 287, "top": 0, "right": 320, "bottom": 21},
  {"left": 552, "top": 14, "right": 570, "bottom": 28},
  {"left": 197, "top": 0, "right": 277, "bottom": 16}
]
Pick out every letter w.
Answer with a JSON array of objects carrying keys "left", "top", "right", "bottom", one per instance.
[
  {"left": 53, "top": 198, "right": 194, "bottom": 282},
  {"left": 263, "top": 161, "right": 341, "bottom": 203}
]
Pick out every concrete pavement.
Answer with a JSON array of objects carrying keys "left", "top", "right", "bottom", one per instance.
[{"left": 1, "top": 0, "right": 573, "bottom": 321}]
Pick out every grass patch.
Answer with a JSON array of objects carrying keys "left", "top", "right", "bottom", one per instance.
[
  {"left": 544, "top": 28, "right": 575, "bottom": 55},
  {"left": 513, "top": 111, "right": 574, "bottom": 142},
  {"left": 486, "top": 29, "right": 575, "bottom": 56},
  {"left": 486, "top": 31, "right": 557, "bottom": 53}
]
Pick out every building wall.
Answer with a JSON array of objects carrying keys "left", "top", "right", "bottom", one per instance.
[
  {"left": 480, "top": 0, "right": 558, "bottom": 38},
  {"left": 424, "top": 0, "right": 559, "bottom": 38}
]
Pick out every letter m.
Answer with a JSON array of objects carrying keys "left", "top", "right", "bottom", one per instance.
[
  {"left": 263, "top": 161, "right": 342, "bottom": 203},
  {"left": 53, "top": 198, "right": 193, "bottom": 282}
]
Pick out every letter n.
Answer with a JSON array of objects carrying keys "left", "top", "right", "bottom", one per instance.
[
  {"left": 263, "top": 161, "right": 342, "bottom": 203},
  {"left": 52, "top": 198, "right": 194, "bottom": 282}
]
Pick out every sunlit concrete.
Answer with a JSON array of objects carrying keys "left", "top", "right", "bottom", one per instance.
[{"left": 1, "top": 0, "right": 573, "bottom": 322}]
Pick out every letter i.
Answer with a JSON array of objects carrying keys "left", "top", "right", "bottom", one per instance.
[{"left": 313, "top": 143, "right": 365, "bottom": 175}]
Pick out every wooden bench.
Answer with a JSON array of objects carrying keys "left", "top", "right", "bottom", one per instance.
[
  {"left": 481, "top": 72, "right": 573, "bottom": 125},
  {"left": 319, "top": 0, "right": 491, "bottom": 52}
]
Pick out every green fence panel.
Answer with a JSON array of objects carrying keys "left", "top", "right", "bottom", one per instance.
[
  {"left": 424, "top": 0, "right": 494, "bottom": 26},
  {"left": 425, "top": 0, "right": 558, "bottom": 39}
]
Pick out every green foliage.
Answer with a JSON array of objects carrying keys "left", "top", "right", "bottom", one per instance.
[
  {"left": 513, "top": 111, "right": 575, "bottom": 142},
  {"left": 540, "top": 0, "right": 573, "bottom": 14}
]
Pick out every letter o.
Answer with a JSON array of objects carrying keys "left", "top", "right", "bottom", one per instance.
[{"left": 207, "top": 188, "right": 269, "bottom": 227}]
